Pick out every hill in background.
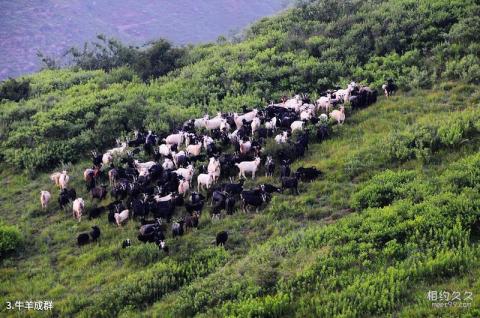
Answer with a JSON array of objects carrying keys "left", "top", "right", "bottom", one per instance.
[{"left": 0, "top": 0, "right": 289, "bottom": 80}]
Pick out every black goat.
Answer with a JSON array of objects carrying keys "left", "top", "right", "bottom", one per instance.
[
  {"left": 281, "top": 176, "right": 299, "bottom": 195},
  {"left": 77, "top": 226, "right": 101, "bottom": 246},
  {"left": 215, "top": 231, "right": 228, "bottom": 247},
  {"left": 295, "top": 167, "right": 322, "bottom": 182},
  {"left": 222, "top": 179, "right": 245, "bottom": 195},
  {"left": 89, "top": 206, "right": 105, "bottom": 219}
]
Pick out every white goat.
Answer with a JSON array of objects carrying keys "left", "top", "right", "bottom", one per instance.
[
  {"left": 239, "top": 140, "right": 252, "bottom": 155},
  {"left": 300, "top": 108, "right": 313, "bottom": 121},
  {"left": 265, "top": 117, "right": 277, "bottom": 131},
  {"left": 336, "top": 82, "right": 356, "bottom": 103},
  {"left": 159, "top": 144, "right": 172, "bottom": 157},
  {"left": 283, "top": 94, "right": 303, "bottom": 112},
  {"left": 134, "top": 160, "right": 156, "bottom": 172},
  {"left": 178, "top": 179, "right": 190, "bottom": 196},
  {"left": 106, "top": 142, "right": 127, "bottom": 156},
  {"left": 194, "top": 117, "right": 207, "bottom": 129},
  {"left": 138, "top": 167, "right": 150, "bottom": 177},
  {"left": 165, "top": 132, "right": 185, "bottom": 146},
  {"left": 186, "top": 143, "right": 202, "bottom": 156},
  {"left": 208, "top": 157, "right": 221, "bottom": 182},
  {"left": 197, "top": 173, "right": 215, "bottom": 191},
  {"left": 275, "top": 131, "right": 288, "bottom": 144},
  {"left": 50, "top": 172, "right": 62, "bottom": 187},
  {"left": 59, "top": 170, "right": 69, "bottom": 189},
  {"left": 330, "top": 106, "right": 346, "bottom": 125},
  {"left": 203, "top": 117, "right": 223, "bottom": 130},
  {"left": 40, "top": 191, "right": 51, "bottom": 209},
  {"left": 174, "top": 165, "right": 194, "bottom": 184},
  {"left": 235, "top": 157, "right": 261, "bottom": 179},
  {"left": 203, "top": 135, "right": 214, "bottom": 149},
  {"left": 234, "top": 109, "right": 258, "bottom": 129},
  {"left": 72, "top": 198, "right": 85, "bottom": 222},
  {"left": 102, "top": 153, "right": 113, "bottom": 165},
  {"left": 228, "top": 129, "right": 240, "bottom": 143},
  {"left": 316, "top": 93, "right": 332, "bottom": 113},
  {"left": 251, "top": 117, "right": 261, "bottom": 135},
  {"left": 114, "top": 209, "right": 129, "bottom": 226},
  {"left": 290, "top": 121, "right": 304, "bottom": 133},
  {"left": 162, "top": 158, "right": 175, "bottom": 170}
]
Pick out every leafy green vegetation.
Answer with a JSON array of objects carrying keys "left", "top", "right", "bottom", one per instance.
[
  {"left": 350, "top": 170, "right": 417, "bottom": 210},
  {"left": 0, "top": 78, "right": 30, "bottom": 102},
  {"left": 1, "top": 0, "right": 479, "bottom": 173},
  {"left": 1, "top": 0, "right": 480, "bottom": 317},
  {"left": 0, "top": 221, "right": 22, "bottom": 257},
  {"left": 65, "top": 35, "right": 187, "bottom": 81}
]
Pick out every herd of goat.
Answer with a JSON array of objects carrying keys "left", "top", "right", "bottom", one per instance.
[{"left": 39, "top": 81, "right": 382, "bottom": 252}]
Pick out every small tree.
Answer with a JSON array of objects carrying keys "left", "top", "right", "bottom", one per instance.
[
  {"left": 66, "top": 34, "right": 138, "bottom": 71},
  {"left": 0, "top": 78, "right": 30, "bottom": 102},
  {"left": 133, "top": 39, "right": 186, "bottom": 81}
]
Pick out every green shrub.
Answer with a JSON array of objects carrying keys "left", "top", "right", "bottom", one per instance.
[
  {"left": 103, "top": 67, "right": 138, "bottom": 84},
  {"left": 438, "top": 118, "right": 467, "bottom": 146},
  {"left": 444, "top": 54, "right": 480, "bottom": 84},
  {"left": 0, "top": 221, "right": 22, "bottom": 256},
  {"left": 384, "top": 129, "right": 416, "bottom": 162},
  {"left": 0, "top": 78, "right": 30, "bottom": 101},
  {"left": 353, "top": 50, "right": 432, "bottom": 90},
  {"left": 437, "top": 110, "right": 478, "bottom": 147},
  {"left": 440, "top": 153, "right": 480, "bottom": 191},
  {"left": 385, "top": 108, "right": 480, "bottom": 165},
  {"left": 263, "top": 139, "right": 296, "bottom": 162},
  {"left": 217, "top": 292, "right": 291, "bottom": 318},
  {"left": 126, "top": 243, "right": 163, "bottom": 266},
  {"left": 343, "top": 146, "right": 383, "bottom": 179},
  {"left": 3, "top": 1, "right": 480, "bottom": 317},
  {"left": 351, "top": 170, "right": 416, "bottom": 210}
]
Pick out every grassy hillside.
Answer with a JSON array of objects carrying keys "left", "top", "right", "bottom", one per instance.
[
  {"left": 1, "top": 84, "right": 480, "bottom": 317},
  {"left": 1, "top": 0, "right": 480, "bottom": 317}
]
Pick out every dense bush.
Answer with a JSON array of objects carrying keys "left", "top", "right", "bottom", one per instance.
[
  {"left": 437, "top": 114, "right": 473, "bottom": 146},
  {"left": 125, "top": 243, "right": 164, "bottom": 266},
  {"left": 0, "top": 78, "right": 30, "bottom": 102},
  {"left": 384, "top": 125, "right": 438, "bottom": 162},
  {"left": 385, "top": 107, "right": 480, "bottom": 163},
  {"left": 0, "top": 221, "right": 22, "bottom": 257},
  {"left": 66, "top": 35, "right": 138, "bottom": 72},
  {"left": 65, "top": 35, "right": 186, "bottom": 82},
  {"left": 133, "top": 39, "right": 187, "bottom": 81},
  {"left": 343, "top": 145, "right": 386, "bottom": 179},
  {"left": 263, "top": 139, "right": 297, "bottom": 163},
  {"left": 354, "top": 50, "right": 432, "bottom": 90},
  {"left": 444, "top": 54, "right": 480, "bottom": 84},
  {"left": 351, "top": 170, "right": 416, "bottom": 210},
  {"left": 441, "top": 153, "right": 480, "bottom": 191}
]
